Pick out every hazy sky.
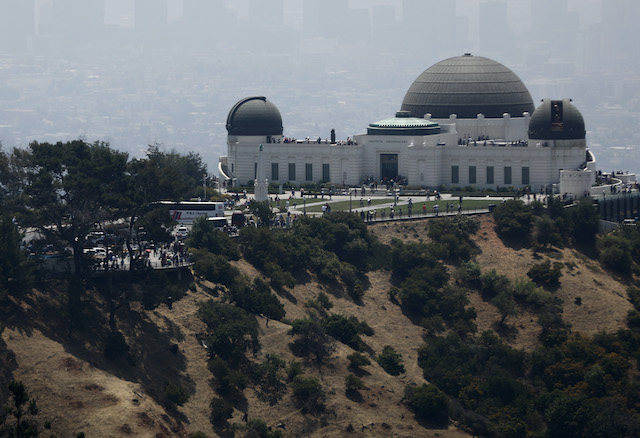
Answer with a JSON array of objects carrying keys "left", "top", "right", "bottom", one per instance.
[{"left": 2, "top": 0, "right": 639, "bottom": 175}]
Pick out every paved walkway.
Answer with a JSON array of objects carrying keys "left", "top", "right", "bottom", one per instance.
[{"left": 225, "top": 188, "right": 515, "bottom": 223}]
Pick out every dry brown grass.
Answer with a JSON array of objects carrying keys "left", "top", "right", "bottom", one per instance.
[{"left": 1, "top": 214, "right": 634, "bottom": 437}]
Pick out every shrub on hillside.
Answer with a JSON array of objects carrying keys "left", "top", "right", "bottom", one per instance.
[
  {"left": 209, "top": 357, "right": 249, "bottom": 396},
  {"left": 322, "top": 313, "right": 374, "bottom": 351},
  {"left": 229, "top": 277, "right": 285, "bottom": 321},
  {"left": 377, "top": 346, "right": 405, "bottom": 375},
  {"left": 286, "top": 361, "right": 303, "bottom": 381},
  {"left": 598, "top": 234, "right": 632, "bottom": 275},
  {"left": 513, "top": 278, "right": 555, "bottom": 308},
  {"left": 244, "top": 419, "right": 284, "bottom": 438},
  {"left": 347, "top": 352, "right": 371, "bottom": 369},
  {"left": 187, "top": 216, "right": 240, "bottom": 260},
  {"left": 345, "top": 373, "right": 364, "bottom": 392},
  {"left": 480, "top": 269, "right": 512, "bottom": 300},
  {"left": 527, "top": 260, "right": 563, "bottom": 288},
  {"left": 535, "top": 216, "right": 564, "bottom": 248},
  {"left": 291, "top": 375, "right": 324, "bottom": 413},
  {"left": 192, "top": 248, "right": 240, "bottom": 286},
  {"left": 427, "top": 216, "right": 480, "bottom": 262},
  {"left": 164, "top": 382, "right": 190, "bottom": 405},
  {"left": 454, "top": 261, "right": 482, "bottom": 289}
]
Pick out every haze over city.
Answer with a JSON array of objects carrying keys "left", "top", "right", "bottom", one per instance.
[{"left": 0, "top": 0, "right": 638, "bottom": 177}]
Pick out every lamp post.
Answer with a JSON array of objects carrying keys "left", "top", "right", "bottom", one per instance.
[
  {"left": 349, "top": 190, "right": 352, "bottom": 212},
  {"left": 303, "top": 198, "right": 306, "bottom": 216}
]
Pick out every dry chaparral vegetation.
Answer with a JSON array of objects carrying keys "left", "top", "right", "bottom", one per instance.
[{"left": 1, "top": 214, "right": 634, "bottom": 437}]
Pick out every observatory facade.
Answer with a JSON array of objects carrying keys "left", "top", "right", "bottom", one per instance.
[{"left": 219, "top": 54, "right": 596, "bottom": 197}]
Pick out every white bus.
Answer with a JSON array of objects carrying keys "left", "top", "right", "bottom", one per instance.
[{"left": 159, "top": 201, "right": 225, "bottom": 224}]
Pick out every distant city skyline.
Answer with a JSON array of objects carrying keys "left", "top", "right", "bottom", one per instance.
[{"left": 0, "top": 0, "right": 639, "bottom": 176}]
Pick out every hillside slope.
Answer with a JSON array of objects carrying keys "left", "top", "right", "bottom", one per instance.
[{"left": 1, "top": 215, "right": 634, "bottom": 437}]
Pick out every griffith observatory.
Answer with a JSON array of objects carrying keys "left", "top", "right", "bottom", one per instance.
[{"left": 219, "top": 54, "right": 596, "bottom": 198}]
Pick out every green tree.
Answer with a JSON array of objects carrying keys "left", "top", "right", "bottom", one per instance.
[
  {"left": 229, "top": 277, "right": 286, "bottom": 321},
  {"left": 192, "top": 248, "right": 240, "bottom": 286},
  {"left": 164, "top": 383, "right": 190, "bottom": 406},
  {"left": 535, "top": 216, "right": 563, "bottom": 248},
  {"left": 493, "top": 200, "right": 533, "bottom": 242},
  {"left": 187, "top": 216, "right": 240, "bottom": 260},
  {"left": 198, "top": 300, "right": 260, "bottom": 365},
  {"left": 567, "top": 197, "right": 599, "bottom": 246},
  {"left": 209, "top": 397, "right": 234, "bottom": 429},
  {"left": 124, "top": 144, "right": 207, "bottom": 269},
  {"left": 253, "top": 354, "right": 286, "bottom": 404},
  {"left": 527, "top": 260, "right": 563, "bottom": 287},
  {"left": 244, "top": 419, "right": 284, "bottom": 438},
  {"left": 0, "top": 381, "right": 40, "bottom": 437},
  {"left": 288, "top": 319, "right": 335, "bottom": 363},
  {"left": 598, "top": 234, "right": 633, "bottom": 275},
  {"left": 0, "top": 214, "right": 35, "bottom": 305},
  {"left": 249, "top": 201, "right": 273, "bottom": 227},
  {"left": 427, "top": 216, "right": 480, "bottom": 262},
  {"left": 407, "top": 383, "right": 449, "bottom": 425},
  {"left": 492, "top": 290, "right": 518, "bottom": 327},
  {"left": 321, "top": 313, "right": 374, "bottom": 351},
  {"left": 20, "top": 140, "right": 130, "bottom": 276}
]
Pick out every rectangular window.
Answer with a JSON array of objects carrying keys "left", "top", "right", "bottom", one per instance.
[
  {"left": 504, "top": 166, "right": 512, "bottom": 185},
  {"left": 288, "top": 163, "right": 296, "bottom": 181},
  {"left": 271, "top": 163, "right": 279, "bottom": 181},
  {"left": 451, "top": 165, "right": 459, "bottom": 184},
  {"left": 469, "top": 166, "right": 476, "bottom": 184},
  {"left": 305, "top": 163, "right": 313, "bottom": 181},
  {"left": 254, "top": 163, "right": 257, "bottom": 179},
  {"left": 522, "top": 166, "right": 530, "bottom": 185},
  {"left": 486, "top": 166, "right": 494, "bottom": 184},
  {"left": 322, "top": 163, "right": 330, "bottom": 181}
]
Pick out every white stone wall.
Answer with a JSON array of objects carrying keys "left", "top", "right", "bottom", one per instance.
[
  {"left": 222, "top": 115, "right": 589, "bottom": 190},
  {"left": 560, "top": 169, "right": 594, "bottom": 198}
]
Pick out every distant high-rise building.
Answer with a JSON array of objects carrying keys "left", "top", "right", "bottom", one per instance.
[
  {"left": 602, "top": 0, "right": 640, "bottom": 68},
  {"left": 248, "top": 0, "right": 284, "bottom": 27},
  {"left": 372, "top": 4, "right": 399, "bottom": 46},
  {"left": 52, "top": 0, "right": 104, "bottom": 38},
  {"left": 135, "top": 0, "right": 168, "bottom": 43},
  {"left": 529, "top": 0, "right": 578, "bottom": 60},
  {"left": 180, "top": 0, "right": 228, "bottom": 46},
  {"left": 303, "top": 0, "right": 349, "bottom": 39},
  {"left": 479, "top": 1, "right": 515, "bottom": 59},
  {"left": 0, "top": 0, "right": 35, "bottom": 54},
  {"left": 402, "top": 0, "right": 457, "bottom": 56}
]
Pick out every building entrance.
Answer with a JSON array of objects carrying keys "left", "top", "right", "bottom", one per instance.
[{"left": 380, "top": 154, "right": 398, "bottom": 180}]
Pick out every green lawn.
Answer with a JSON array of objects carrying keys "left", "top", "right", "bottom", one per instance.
[
  {"left": 281, "top": 197, "right": 499, "bottom": 214},
  {"left": 301, "top": 197, "right": 394, "bottom": 213}
]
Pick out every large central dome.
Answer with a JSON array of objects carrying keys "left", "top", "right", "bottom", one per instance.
[{"left": 401, "top": 54, "right": 535, "bottom": 119}]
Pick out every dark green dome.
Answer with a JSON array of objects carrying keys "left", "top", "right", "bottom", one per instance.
[
  {"left": 401, "top": 54, "right": 535, "bottom": 119},
  {"left": 528, "top": 99, "right": 586, "bottom": 140},
  {"left": 368, "top": 111, "right": 440, "bottom": 135},
  {"left": 226, "top": 96, "right": 283, "bottom": 136}
]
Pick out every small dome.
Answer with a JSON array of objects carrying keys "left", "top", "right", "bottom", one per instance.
[
  {"left": 401, "top": 54, "right": 535, "bottom": 119},
  {"left": 226, "top": 96, "right": 283, "bottom": 136},
  {"left": 368, "top": 111, "right": 440, "bottom": 135},
  {"left": 528, "top": 99, "right": 585, "bottom": 140}
]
